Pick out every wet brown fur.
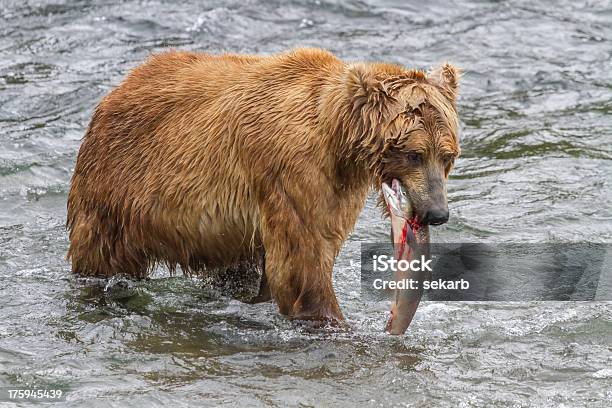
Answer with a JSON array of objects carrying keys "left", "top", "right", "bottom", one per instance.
[{"left": 67, "top": 48, "right": 460, "bottom": 322}]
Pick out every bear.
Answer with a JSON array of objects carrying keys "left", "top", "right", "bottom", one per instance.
[{"left": 67, "top": 48, "right": 460, "bottom": 323}]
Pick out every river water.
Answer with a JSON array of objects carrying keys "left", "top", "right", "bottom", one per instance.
[{"left": 1, "top": 0, "right": 611, "bottom": 406}]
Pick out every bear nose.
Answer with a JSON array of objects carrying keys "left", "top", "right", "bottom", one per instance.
[{"left": 424, "top": 208, "right": 449, "bottom": 225}]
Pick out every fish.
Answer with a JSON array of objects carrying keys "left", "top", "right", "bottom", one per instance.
[{"left": 381, "top": 179, "right": 430, "bottom": 335}]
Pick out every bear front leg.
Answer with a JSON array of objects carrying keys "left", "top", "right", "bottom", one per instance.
[
  {"left": 259, "top": 195, "right": 344, "bottom": 323},
  {"left": 247, "top": 258, "right": 272, "bottom": 304}
]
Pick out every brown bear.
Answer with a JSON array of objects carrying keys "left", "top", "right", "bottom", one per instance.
[{"left": 67, "top": 48, "right": 460, "bottom": 323}]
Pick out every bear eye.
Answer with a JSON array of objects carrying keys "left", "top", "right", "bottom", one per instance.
[{"left": 407, "top": 152, "right": 422, "bottom": 165}]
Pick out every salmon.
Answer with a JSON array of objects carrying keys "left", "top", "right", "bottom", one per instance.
[{"left": 382, "top": 179, "right": 430, "bottom": 335}]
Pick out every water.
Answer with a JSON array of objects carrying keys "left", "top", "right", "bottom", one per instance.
[{"left": 1, "top": 0, "right": 611, "bottom": 406}]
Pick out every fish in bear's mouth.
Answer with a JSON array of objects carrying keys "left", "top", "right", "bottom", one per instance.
[
  {"left": 382, "top": 178, "right": 420, "bottom": 231},
  {"left": 381, "top": 179, "right": 430, "bottom": 335}
]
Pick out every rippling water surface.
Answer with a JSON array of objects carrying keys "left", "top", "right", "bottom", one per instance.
[{"left": 1, "top": 0, "right": 611, "bottom": 406}]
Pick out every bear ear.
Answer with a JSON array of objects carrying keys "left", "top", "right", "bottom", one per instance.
[
  {"left": 429, "top": 63, "right": 461, "bottom": 100},
  {"left": 346, "top": 64, "right": 402, "bottom": 123},
  {"left": 346, "top": 64, "right": 390, "bottom": 105}
]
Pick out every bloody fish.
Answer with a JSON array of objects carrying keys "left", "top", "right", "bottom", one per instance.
[{"left": 381, "top": 179, "right": 430, "bottom": 335}]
